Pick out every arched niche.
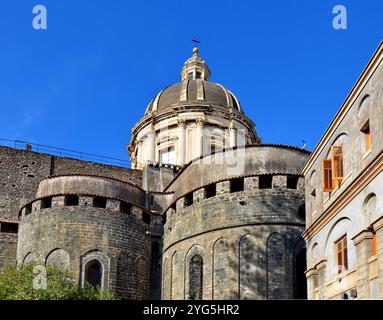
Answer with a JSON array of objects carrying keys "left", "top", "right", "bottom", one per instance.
[
  {"left": 80, "top": 250, "right": 110, "bottom": 291},
  {"left": 363, "top": 193, "right": 377, "bottom": 216},
  {"left": 45, "top": 248, "right": 70, "bottom": 270},
  {"left": 184, "top": 245, "right": 205, "bottom": 300},
  {"left": 85, "top": 259, "right": 102, "bottom": 288},
  {"left": 266, "top": 233, "right": 286, "bottom": 299},
  {"left": 358, "top": 94, "right": 371, "bottom": 119}
]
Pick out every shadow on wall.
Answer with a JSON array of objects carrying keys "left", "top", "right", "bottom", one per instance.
[
  {"left": 234, "top": 193, "right": 306, "bottom": 299},
  {"left": 165, "top": 189, "right": 307, "bottom": 300},
  {"left": 220, "top": 227, "right": 306, "bottom": 299}
]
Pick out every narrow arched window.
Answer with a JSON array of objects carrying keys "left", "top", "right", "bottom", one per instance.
[
  {"left": 189, "top": 254, "right": 203, "bottom": 300},
  {"left": 85, "top": 259, "right": 102, "bottom": 288}
]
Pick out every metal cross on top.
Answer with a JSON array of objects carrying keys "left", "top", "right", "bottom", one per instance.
[{"left": 192, "top": 37, "right": 200, "bottom": 48}]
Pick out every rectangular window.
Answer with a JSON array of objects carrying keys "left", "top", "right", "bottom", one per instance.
[
  {"left": 93, "top": 197, "right": 107, "bottom": 208},
  {"left": 40, "top": 197, "right": 52, "bottom": 209},
  {"left": 361, "top": 120, "right": 371, "bottom": 154},
  {"left": 336, "top": 235, "right": 348, "bottom": 274},
  {"left": 196, "top": 71, "right": 201, "bottom": 79},
  {"left": 259, "top": 175, "right": 272, "bottom": 189},
  {"left": 205, "top": 184, "right": 216, "bottom": 198},
  {"left": 65, "top": 195, "right": 79, "bottom": 206},
  {"left": 184, "top": 193, "right": 193, "bottom": 207},
  {"left": 160, "top": 146, "right": 175, "bottom": 164},
  {"left": 0, "top": 222, "right": 18, "bottom": 234},
  {"left": 331, "top": 145, "right": 344, "bottom": 182},
  {"left": 120, "top": 202, "right": 132, "bottom": 214},
  {"left": 322, "top": 145, "right": 344, "bottom": 192},
  {"left": 287, "top": 176, "right": 299, "bottom": 189},
  {"left": 142, "top": 212, "right": 151, "bottom": 224},
  {"left": 230, "top": 178, "right": 244, "bottom": 193},
  {"left": 373, "top": 233, "right": 377, "bottom": 256},
  {"left": 322, "top": 159, "right": 333, "bottom": 192}
]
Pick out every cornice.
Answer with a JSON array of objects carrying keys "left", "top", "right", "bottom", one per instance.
[
  {"left": 40, "top": 173, "right": 145, "bottom": 191},
  {"left": 131, "top": 104, "right": 256, "bottom": 138},
  {"left": 164, "top": 143, "right": 308, "bottom": 192}
]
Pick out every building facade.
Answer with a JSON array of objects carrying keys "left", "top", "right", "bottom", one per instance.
[
  {"left": 0, "top": 48, "right": 309, "bottom": 299},
  {"left": 303, "top": 42, "right": 383, "bottom": 300}
]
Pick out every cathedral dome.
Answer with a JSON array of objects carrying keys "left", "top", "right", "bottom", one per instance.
[
  {"left": 129, "top": 47, "right": 258, "bottom": 169},
  {"left": 145, "top": 80, "right": 242, "bottom": 115},
  {"left": 144, "top": 48, "right": 243, "bottom": 115}
]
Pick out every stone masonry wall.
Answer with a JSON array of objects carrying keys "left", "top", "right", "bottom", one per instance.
[
  {"left": 53, "top": 157, "right": 142, "bottom": 185},
  {"left": 0, "top": 146, "right": 52, "bottom": 222},
  {"left": 0, "top": 146, "right": 143, "bottom": 274},
  {"left": 0, "top": 146, "right": 142, "bottom": 222},
  {"left": 0, "top": 234, "right": 17, "bottom": 271},
  {"left": 162, "top": 175, "right": 306, "bottom": 300},
  {"left": 17, "top": 201, "right": 151, "bottom": 299}
]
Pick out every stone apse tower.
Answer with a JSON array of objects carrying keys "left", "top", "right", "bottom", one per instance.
[
  {"left": 5, "top": 48, "right": 310, "bottom": 299},
  {"left": 129, "top": 48, "right": 310, "bottom": 299}
]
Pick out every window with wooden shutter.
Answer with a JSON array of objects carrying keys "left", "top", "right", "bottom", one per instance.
[
  {"left": 336, "top": 235, "right": 348, "bottom": 274},
  {"left": 322, "top": 159, "right": 333, "bottom": 192},
  {"left": 373, "top": 233, "right": 377, "bottom": 256},
  {"left": 365, "top": 129, "right": 371, "bottom": 152},
  {"left": 331, "top": 145, "right": 344, "bottom": 181},
  {"left": 336, "top": 240, "right": 342, "bottom": 274},
  {"left": 361, "top": 120, "right": 371, "bottom": 153},
  {"left": 343, "top": 237, "right": 348, "bottom": 270}
]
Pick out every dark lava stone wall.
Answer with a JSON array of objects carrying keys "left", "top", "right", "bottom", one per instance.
[
  {"left": 0, "top": 146, "right": 143, "bottom": 276},
  {"left": 161, "top": 146, "right": 310, "bottom": 300},
  {"left": 17, "top": 197, "right": 151, "bottom": 299},
  {"left": 0, "top": 233, "right": 17, "bottom": 271},
  {"left": 0, "top": 146, "right": 142, "bottom": 222},
  {"left": 162, "top": 176, "right": 306, "bottom": 300},
  {"left": 53, "top": 157, "right": 142, "bottom": 185}
]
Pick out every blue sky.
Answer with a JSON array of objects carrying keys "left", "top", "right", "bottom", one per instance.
[{"left": 0, "top": 0, "right": 382, "bottom": 162}]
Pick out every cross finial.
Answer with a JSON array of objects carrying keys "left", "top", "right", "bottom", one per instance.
[
  {"left": 180, "top": 38, "right": 210, "bottom": 81},
  {"left": 192, "top": 37, "right": 200, "bottom": 50}
]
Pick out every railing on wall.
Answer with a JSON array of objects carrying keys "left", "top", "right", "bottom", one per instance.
[{"left": 0, "top": 139, "right": 131, "bottom": 168}]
